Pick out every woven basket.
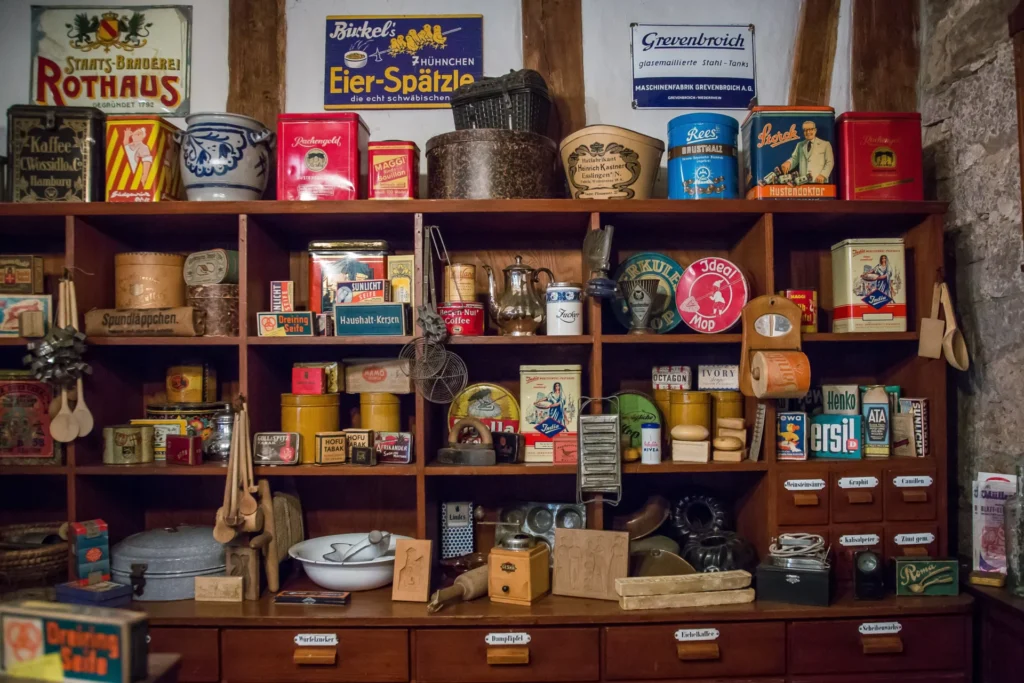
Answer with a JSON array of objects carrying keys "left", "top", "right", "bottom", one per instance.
[{"left": 0, "top": 522, "right": 68, "bottom": 594}]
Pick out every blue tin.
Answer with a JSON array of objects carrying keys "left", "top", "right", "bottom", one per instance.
[
  {"left": 740, "top": 106, "right": 836, "bottom": 199},
  {"left": 667, "top": 113, "right": 739, "bottom": 200},
  {"left": 334, "top": 303, "right": 408, "bottom": 336}
]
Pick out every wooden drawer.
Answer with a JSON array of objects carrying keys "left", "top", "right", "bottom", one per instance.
[
  {"left": 791, "top": 675, "right": 966, "bottom": 683},
  {"left": 831, "top": 470, "right": 883, "bottom": 523},
  {"left": 776, "top": 469, "right": 830, "bottom": 525},
  {"left": 414, "top": 627, "right": 599, "bottom": 682},
  {"left": 883, "top": 468, "right": 937, "bottom": 521},
  {"left": 149, "top": 627, "right": 219, "bottom": 682},
  {"left": 884, "top": 522, "right": 939, "bottom": 559},
  {"left": 788, "top": 615, "right": 968, "bottom": 674},
  {"left": 830, "top": 524, "right": 884, "bottom": 581},
  {"left": 221, "top": 628, "right": 408, "bottom": 682},
  {"left": 604, "top": 622, "right": 785, "bottom": 680}
]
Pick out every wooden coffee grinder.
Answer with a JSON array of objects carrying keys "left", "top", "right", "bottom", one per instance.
[{"left": 488, "top": 534, "right": 550, "bottom": 605}]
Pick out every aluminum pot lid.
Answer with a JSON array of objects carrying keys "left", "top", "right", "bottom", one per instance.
[{"left": 111, "top": 525, "right": 225, "bottom": 576}]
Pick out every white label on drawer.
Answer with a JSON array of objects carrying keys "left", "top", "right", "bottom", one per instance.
[
  {"left": 784, "top": 478, "right": 826, "bottom": 491},
  {"left": 839, "top": 476, "right": 879, "bottom": 489},
  {"left": 674, "top": 628, "right": 719, "bottom": 642},
  {"left": 839, "top": 534, "right": 880, "bottom": 547},
  {"left": 485, "top": 632, "right": 531, "bottom": 646},
  {"left": 895, "top": 532, "right": 935, "bottom": 546},
  {"left": 294, "top": 633, "right": 338, "bottom": 647},
  {"left": 894, "top": 475, "right": 933, "bottom": 488},
  {"left": 859, "top": 621, "right": 902, "bottom": 635}
]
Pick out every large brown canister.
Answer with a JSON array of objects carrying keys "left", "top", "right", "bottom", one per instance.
[
  {"left": 187, "top": 284, "right": 239, "bottom": 337},
  {"left": 360, "top": 392, "right": 400, "bottom": 432},
  {"left": 115, "top": 252, "right": 186, "bottom": 309},
  {"left": 669, "top": 391, "right": 711, "bottom": 433},
  {"left": 281, "top": 393, "right": 340, "bottom": 464},
  {"left": 654, "top": 389, "right": 671, "bottom": 440},
  {"left": 709, "top": 391, "right": 744, "bottom": 428}
]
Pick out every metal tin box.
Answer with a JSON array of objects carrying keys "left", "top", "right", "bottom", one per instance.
[
  {"left": 0, "top": 371, "right": 60, "bottom": 465},
  {"left": 836, "top": 112, "right": 923, "bottom": 201},
  {"left": 831, "top": 237, "right": 907, "bottom": 333},
  {"left": 368, "top": 141, "right": 419, "bottom": 199},
  {"left": 0, "top": 255, "right": 44, "bottom": 294},
  {"left": 667, "top": 113, "right": 738, "bottom": 199},
  {"left": 520, "top": 364, "right": 581, "bottom": 462},
  {"left": 426, "top": 129, "right": 557, "bottom": 199},
  {"left": 277, "top": 112, "right": 369, "bottom": 200},
  {"left": 111, "top": 525, "right": 225, "bottom": 601},
  {"left": 8, "top": 104, "right": 106, "bottom": 202},
  {"left": 105, "top": 115, "right": 184, "bottom": 201},
  {"left": 741, "top": 106, "right": 836, "bottom": 199},
  {"left": 308, "top": 240, "right": 388, "bottom": 315},
  {"left": 757, "top": 562, "right": 832, "bottom": 606}
]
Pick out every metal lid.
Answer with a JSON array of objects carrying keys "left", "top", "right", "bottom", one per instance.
[
  {"left": 111, "top": 526, "right": 225, "bottom": 576},
  {"left": 308, "top": 240, "right": 390, "bottom": 252},
  {"left": 425, "top": 129, "right": 557, "bottom": 154},
  {"left": 282, "top": 393, "right": 341, "bottom": 407},
  {"left": 504, "top": 255, "right": 534, "bottom": 273},
  {"left": 502, "top": 534, "right": 537, "bottom": 551},
  {"left": 147, "top": 402, "right": 231, "bottom": 413},
  {"left": 548, "top": 282, "right": 583, "bottom": 289}
]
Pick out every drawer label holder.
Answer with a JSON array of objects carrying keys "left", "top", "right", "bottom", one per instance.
[
  {"left": 840, "top": 534, "right": 880, "bottom": 547},
  {"left": 859, "top": 621, "right": 902, "bottom": 635},
  {"left": 895, "top": 532, "right": 935, "bottom": 546},
  {"left": 784, "top": 478, "right": 826, "bottom": 491},
  {"left": 838, "top": 476, "right": 878, "bottom": 489},
  {"left": 294, "top": 633, "right": 338, "bottom": 647},
  {"left": 674, "top": 628, "right": 720, "bottom": 642},
  {"left": 485, "top": 632, "right": 532, "bottom": 646},
  {"left": 894, "top": 475, "right": 933, "bottom": 488}
]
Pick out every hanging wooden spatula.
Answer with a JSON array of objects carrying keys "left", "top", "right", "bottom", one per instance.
[
  {"left": 50, "top": 280, "right": 79, "bottom": 444},
  {"left": 67, "top": 277, "right": 93, "bottom": 437},
  {"left": 918, "top": 282, "right": 944, "bottom": 359}
]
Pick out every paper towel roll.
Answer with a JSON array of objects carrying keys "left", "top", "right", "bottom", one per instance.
[{"left": 750, "top": 351, "right": 811, "bottom": 399}]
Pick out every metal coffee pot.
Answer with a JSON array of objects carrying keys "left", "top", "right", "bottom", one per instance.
[{"left": 483, "top": 256, "right": 553, "bottom": 336}]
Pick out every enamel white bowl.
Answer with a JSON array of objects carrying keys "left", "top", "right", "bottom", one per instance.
[{"left": 289, "top": 533, "right": 412, "bottom": 591}]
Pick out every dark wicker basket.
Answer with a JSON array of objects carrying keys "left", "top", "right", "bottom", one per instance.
[
  {"left": 0, "top": 522, "right": 68, "bottom": 596},
  {"left": 451, "top": 69, "right": 551, "bottom": 136}
]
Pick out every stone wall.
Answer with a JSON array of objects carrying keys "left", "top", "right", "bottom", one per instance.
[{"left": 920, "top": 0, "right": 1023, "bottom": 556}]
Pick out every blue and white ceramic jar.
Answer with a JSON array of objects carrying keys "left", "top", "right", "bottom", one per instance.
[
  {"left": 545, "top": 282, "right": 583, "bottom": 336},
  {"left": 667, "top": 113, "right": 739, "bottom": 200},
  {"left": 179, "top": 113, "right": 274, "bottom": 201}
]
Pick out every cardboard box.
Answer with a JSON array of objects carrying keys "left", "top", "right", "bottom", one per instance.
[
  {"left": 387, "top": 255, "right": 415, "bottom": 303},
  {"left": 344, "top": 358, "right": 412, "bottom": 394},
  {"left": 270, "top": 281, "right": 294, "bottom": 312},
  {"left": 333, "top": 302, "right": 407, "bottom": 335},
  {"left": 334, "top": 279, "right": 391, "bottom": 304},
  {"left": 0, "top": 255, "right": 44, "bottom": 294},
  {"left": 295, "top": 362, "right": 342, "bottom": 393},
  {"left": 810, "top": 414, "right": 862, "bottom": 459},
  {"left": 292, "top": 366, "right": 327, "bottom": 394},
  {"left": 0, "top": 294, "right": 51, "bottom": 336},
  {"left": 777, "top": 411, "right": 807, "bottom": 460},
  {"left": 315, "top": 432, "right": 348, "bottom": 464},
  {"left": 697, "top": 364, "right": 739, "bottom": 391},
  {"left": 257, "top": 311, "right": 314, "bottom": 337},
  {"left": 84, "top": 307, "right": 202, "bottom": 337}
]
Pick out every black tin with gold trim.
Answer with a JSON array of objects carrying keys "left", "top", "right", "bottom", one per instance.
[{"left": 7, "top": 105, "right": 106, "bottom": 202}]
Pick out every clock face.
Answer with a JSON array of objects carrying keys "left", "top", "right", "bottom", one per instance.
[{"left": 856, "top": 551, "right": 879, "bottom": 573}]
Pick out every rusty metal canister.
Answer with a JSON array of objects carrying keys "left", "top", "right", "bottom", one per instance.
[
  {"left": 187, "top": 284, "right": 239, "bottom": 337},
  {"left": 669, "top": 391, "right": 711, "bottom": 433}
]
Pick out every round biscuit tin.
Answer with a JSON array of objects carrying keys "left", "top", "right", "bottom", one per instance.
[
  {"left": 675, "top": 257, "right": 749, "bottom": 334},
  {"left": 667, "top": 113, "right": 739, "bottom": 200}
]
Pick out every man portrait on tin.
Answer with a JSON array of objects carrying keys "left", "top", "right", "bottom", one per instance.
[{"left": 780, "top": 120, "right": 834, "bottom": 184}]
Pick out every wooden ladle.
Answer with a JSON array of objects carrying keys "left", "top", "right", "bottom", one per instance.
[
  {"left": 238, "top": 406, "right": 259, "bottom": 517},
  {"left": 49, "top": 280, "right": 79, "bottom": 444},
  {"left": 939, "top": 283, "right": 969, "bottom": 371},
  {"left": 68, "top": 278, "right": 93, "bottom": 437},
  {"left": 213, "top": 412, "right": 241, "bottom": 544}
]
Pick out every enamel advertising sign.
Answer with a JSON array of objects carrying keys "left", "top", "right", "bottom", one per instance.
[
  {"left": 324, "top": 15, "right": 483, "bottom": 109},
  {"left": 30, "top": 5, "right": 192, "bottom": 115}
]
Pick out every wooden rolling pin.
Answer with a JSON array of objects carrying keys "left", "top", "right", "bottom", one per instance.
[{"left": 427, "top": 565, "right": 488, "bottom": 613}]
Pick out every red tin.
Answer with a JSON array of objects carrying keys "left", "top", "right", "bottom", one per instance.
[
  {"left": 439, "top": 302, "right": 485, "bottom": 336},
  {"left": 675, "top": 257, "right": 749, "bottom": 334},
  {"left": 166, "top": 435, "right": 203, "bottom": 465},
  {"left": 368, "top": 142, "right": 420, "bottom": 199},
  {"left": 778, "top": 289, "right": 818, "bottom": 333},
  {"left": 292, "top": 366, "right": 327, "bottom": 395},
  {"left": 836, "top": 112, "right": 923, "bottom": 201},
  {"left": 277, "top": 113, "right": 369, "bottom": 200}
]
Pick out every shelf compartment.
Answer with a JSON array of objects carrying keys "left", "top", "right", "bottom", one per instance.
[
  {"left": 0, "top": 466, "right": 69, "bottom": 476},
  {"left": 247, "top": 335, "right": 414, "bottom": 346},
  {"left": 76, "top": 463, "right": 229, "bottom": 476},
  {"left": 448, "top": 335, "right": 594, "bottom": 345},
  {"left": 602, "top": 333, "right": 742, "bottom": 344},
  {"left": 622, "top": 460, "right": 768, "bottom": 474},
  {"left": 254, "top": 465, "right": 416, "bottom": 476}
]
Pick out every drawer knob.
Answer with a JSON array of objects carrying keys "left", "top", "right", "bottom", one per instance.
[
  {"left": 901, "top": 490, "right": 929, "bottom": 504},
  {"left": 676, "top": 642, "right": 721, "bottom": 661},
  {"left": 487, "top": 646, "right": 530, "bottom": 666},
  {"left": 861, "top": 635, "right": 903, "bottom": 655},
  {"left": 793, "top": 492, "right": 820, "bottom": 507},
  {"left": 294, "top": 647, "right": 337, "bottom": 666},
  {"left": 847, "top": 491, "right": 874, "bottom": 505}
]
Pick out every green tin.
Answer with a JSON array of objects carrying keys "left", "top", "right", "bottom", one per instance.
[
  {"left": 894, "top": 557, "right": 959, "bottom": 596},
  {"left": 613, "top": 252, "right": 683, "bottom": 333},
  {"left": 334, "top": 303, "right": 408, "bottom": 336},
  {"left": 612, "top": 391, "right": 661, "bottom": 449}
]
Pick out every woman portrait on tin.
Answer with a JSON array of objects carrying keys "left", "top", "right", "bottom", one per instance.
[
  {"left": 533, "top": 382, "right": 567, "bottom": 427},
  {"left": 123, "top": 126, "right": 155, "bottom": 187},
  {"left": 855, "top": 254, "right": 899, "bottom": 298}
]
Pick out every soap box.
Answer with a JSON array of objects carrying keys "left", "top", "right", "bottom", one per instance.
[
  {"left": 899, "top": 398, "right": 929, "bottom": 457},
  {"left": 314, "top": 432, "right": 347, "bottom": 464},
  {"left": 697, "top": 364, "right": 739, "bottom": 391},
  {"left": 335, "top": 279, "right": 391, "bottom": 304},
  {"left": 652, "top": 365, "right": 691, "bottom": 391},
  {"left": 344, "top": 358, "right": 412, "bottom": 394},
  {"left": 270, "top": 281, "right": 295, "bottom": 312},
  {"left": 777, "top": 411, "right": 807, "bottom": 461},
  {"left": 810, "top": 414, "right": 862, "bottom": 459},
  {"left": 292, "top": 366, "right": 327, "bottom": 394},
  {"left": 258, "top": 311, "right": 314, "bottom": 337},
  {"left": 333, "top": 303, "right": 407, "bottom": 336},
  {"left": 0, "top": 294, "right": 51, "bottom": 337}
]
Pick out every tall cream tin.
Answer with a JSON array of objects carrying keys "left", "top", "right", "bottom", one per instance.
[
  {"left": 519, "top": 364, "right": 581, "bottom": 463},
  {"left": 831, "top": 238, "right": 906, "bottom": 333}
]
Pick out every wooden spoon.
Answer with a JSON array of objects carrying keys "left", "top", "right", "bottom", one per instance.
[
  {"left": 49, "top": 280, "right": 79, "bottom": 444},
  {"left": 939, "top": 283, "right": 970, "bottom": 371},
  {"left": 213, "top": 412, "right": 240, "bottom": 543},
  {"left": 238, "top": 406, "right": 259, "bottom": 516},
  {"left": 68, "top": 279, "right": 93, "bottom": 437}
]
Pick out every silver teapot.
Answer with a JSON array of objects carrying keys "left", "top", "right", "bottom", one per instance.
[{"left": 483, "top": 256, "right": 553, "bottom": 336}]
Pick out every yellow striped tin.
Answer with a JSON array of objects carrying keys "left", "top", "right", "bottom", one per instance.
[{"left": 105, "top": 116, "right": 185, "bottom": 202}]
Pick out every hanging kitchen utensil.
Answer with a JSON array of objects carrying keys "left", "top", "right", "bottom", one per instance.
[
  {"left": 918, "top": 282, "right": 945, "bottom": 359},
  {"left": 67, "top": 277, "right": 93, "bottom": 437},
  {"left": 213, "top": 412, "right": 240, "bottom": 544},
  {"left": 237, "top": 401, "right": 259, "bottom": 517},
  {"left": 739, "top": 294, "right": 811, "bottom": 399},
  {"left": 939, "top": 283, "right": 970, "bottom": 371},
  {"left": 49, "top": 280, "right": 79, "bottom": 444},
  {"left": 250, "top": 479, "right": 279, "bottom": 592},
  {"left": 583, "top": 224, "right": 616, "bottom": 298},
  {"left": 577, "top": 395, "right": 622, "bottom": 506}
]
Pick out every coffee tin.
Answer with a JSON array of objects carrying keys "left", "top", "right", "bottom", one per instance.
[
  {"left": 545, "top": 282, "right": 583, "bottom": 336},
  {"left": 675, "top": 257, "right": 749, "bottom": 334},
  {"left": 667, "top": 113, "right": 739, "bottom": 199},
  {"left": 145, "top": 402, "right": 231, "bottom": 445},
  {"left": 836, "top": 112, "right": 923, "bottom": 201},
  {"left": 103, "top": 425, "right": 155, "bottom": 465},
  {"left": 8, "top": 105, "right": 106, "bottom": 202},
  {"left": 439, "top": 301, "right": 485, "bottom": 336},
  {"left": 444, "top": 263, "right": 477, "bottom": 303},
  {"left": 741, "top": 106, "right": 836, "bottom": 199},
  {"left": 368, "top": 141, "right": 419, "bottom": 199},
  {"left": 105, "top": 116, "right": 184, "bottom": 202},
  {"left": 277, "top": 113, "right": 369, "bottom": 200},
  {"left": 831, "top": 238, "right": 906, "bottom": 333}
]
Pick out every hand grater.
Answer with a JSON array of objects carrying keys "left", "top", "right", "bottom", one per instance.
[{"left": 577, "top": 395, "right": 622, "bottom": 506}]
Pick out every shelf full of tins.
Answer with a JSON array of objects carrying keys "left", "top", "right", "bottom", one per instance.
[{"left": 0, "top": 200, "right": 947, "bottom": 569}]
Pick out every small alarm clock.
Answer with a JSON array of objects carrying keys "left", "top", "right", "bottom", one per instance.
[{"left": 854, "top": 550, "right": 886, "bottom": 600}]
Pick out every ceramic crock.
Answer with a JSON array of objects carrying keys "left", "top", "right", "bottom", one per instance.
[
  {"left": 111, "top": 525, "right": 225, "bottom": 601},
  {"left": 179, "top": 112, "right": 273, "bottom": 201}
]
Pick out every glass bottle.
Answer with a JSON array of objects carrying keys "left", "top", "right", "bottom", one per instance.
[{"left": 1005, "top": 464, "right": 1024, "bottom": 596}]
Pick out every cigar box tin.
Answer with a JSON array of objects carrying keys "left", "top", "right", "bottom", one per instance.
[
  {"left": 184, "top": 249, "right": 239, "bottom": 286},
  {"left": 823, "top": 384, "right": 859, "bottom": 415},
  {"left": 334, "top": 279, "right": 391, "bottom": 304},
  {"left": 831, "top": 238, "right": 906, "bottom": 333},
  {"left": 439, "top": 302, "right": 485, "bottom": 336},
  {"left": 333, "top": 302, "right": 408, "bottom": 336},
  {"left": 741, "top": 106, "right": 836, "bottom": 199},
  {"left": 0, "top": 255, "right": 44, "bottom": 294},
  {"left": 375, "top": 431, "right": 412, "bottom": 464},
  {"left": 271, "top": 281, "right": 295, "bottom": 312},
  {"left": 345, "top": 358, "right": 412, "bottom": 394},
  {"left": 105, "top": 115, "right": 184, "bottom": 202},
  {"left": 0, "top": 599, "right": 149, "bottom": 683},
  {"left": 899, "top": 398, "right": 929, "bottom": 457},
  {"left": 103, "top": 424, "right": 155, "bottom": 465},
  {"left": 810, "top": 414, "right": 862, "bottom": 459},
  {"left": 350, "top": 445, "right": 376, "bottom": 466},
  {"left": 894, "top": 557, "right": 958, "bottom": 596},
  {"left": 520, "top": 364, "right": 581, "bottom": 463},
  {"left": 314, "top": 432, "right": 348, "bottom": 464},
  {"left": 837, "top": 112, "right": 923, "bottom": 201},
  {"left": 387, "top": 255, "right": 415, "bottom": 304},
  {"left": 129, "top": 419, "right": 187, "bottom": 461},
  {"left": 697, "top": 365, "right": 739, "bottom": 391},
  {"left": 0, "top": 294, "right": 51, "bottom": 336},
  {"left": 344, "top": 429, "right": 374, "bottom": 460},
  {"left": 777, "top": 411, "right": 808, "bottom": 460},
  {"left": 779, "top": 289, "right": 817, "bottom": 333},
  {"left": 166, "top": 434, "right": 203, "bottom": 465},
  {"left": 308, "top": 241, "right": 388, "bottom": 315},
  {"left": 368, "top": 141, "right": 420, "bottom": 199},
  {"left": 296, "top": 362, "right": 341, "bottom": 393},
  {"left": 278, "top": 113, "right": 369, "bottom": 201},
  {"left": 652, "top": 365, "right": 691, "bottom": 391},
  {"left": 253, "top": 432, "right": 301, "bottom": 465},
  {"left": 8, "top": 105, "right": 106, "bottom": 203},
  {"left": 258, "top": 311, "right": 315, "bottom": 337},
  {"left": 292, "top": 366, "right": 327, "bottom": 395}
]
